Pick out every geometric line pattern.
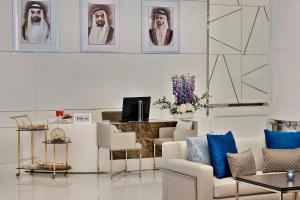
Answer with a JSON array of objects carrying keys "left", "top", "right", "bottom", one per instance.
[
  {"left": 209, "top": 55, "right": 219, "bottom": 85},
  {"left": 263, "top": 7, "right": 269, "bottom": 22},
  {"left": 208, "top": 2, "right": 269, "bottom": 104},
  {"left": 210, "top": 8, "right": 242, "bottom": 23},
  {"left": 210, "top": 36, "right": 242, "bottom": 53},
  {"left": 242, "top": 81, "right": 268, "bottom": 95},
  {"left": 242, "top": 63, "right": 268, "bottom": 77},
  {"left": 243, "top": 7, "right": 261, "bottom": 55},
  {"left": 223, "top": 55, "right": 240, "bottom": 103}
]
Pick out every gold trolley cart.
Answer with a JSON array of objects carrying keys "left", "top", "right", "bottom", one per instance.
[
  {"left": 11, "top": 115, "right": 72, "bottom": 178},
  {"left": 10, "top": 115, "right": 48, "bottom": 177}
]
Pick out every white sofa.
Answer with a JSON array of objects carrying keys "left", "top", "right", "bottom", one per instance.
[{"left": 161, "top": 137, "right": 294, "bottom": 200}]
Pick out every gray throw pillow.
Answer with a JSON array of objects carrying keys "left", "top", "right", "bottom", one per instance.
[
  {"left": 262, "top": 148, "right": 300, "bottom": 173},
  {"left": 227, "top": 149, "right": 256, "bottom": 179},
  {"left": 186, "top": 135, "right": 211, "bottom": 165}
]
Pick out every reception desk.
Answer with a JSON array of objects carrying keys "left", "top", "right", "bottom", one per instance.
[{"left": 111, "top": 120, "right": 177, "bottom": 159}]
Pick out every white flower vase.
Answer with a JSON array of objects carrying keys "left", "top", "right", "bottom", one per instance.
[{"left": 173, "top": 112, "right": 194, "bottom": 120}]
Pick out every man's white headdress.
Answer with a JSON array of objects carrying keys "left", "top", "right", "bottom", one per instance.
[
  {"left": 25, "top": 3, "right": 50, "bottom": 43},
  {"left": 89, "top": 9, "right": 110, "bottom": 44}
]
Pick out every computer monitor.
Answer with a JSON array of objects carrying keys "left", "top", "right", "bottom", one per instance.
[{"left": 121, "top": 97, "right": 151, "bottom": 122}]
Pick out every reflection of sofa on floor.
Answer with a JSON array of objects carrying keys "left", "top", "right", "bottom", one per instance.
[{"left": 161, "top": 137, "right": 295, "bottom": 200}]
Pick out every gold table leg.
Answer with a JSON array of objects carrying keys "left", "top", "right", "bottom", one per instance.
[
  {"left": 17, "top": 131, "right": 20, "bottom": 176},
  {"left": 44, "top": 130, "right": 48, "bottom": 165},
  {"left": 31, "top": 131, "right": 34, "bottom": 164},
  {"left": 52, "top": 144, "right": 56, "bottom": 179}
]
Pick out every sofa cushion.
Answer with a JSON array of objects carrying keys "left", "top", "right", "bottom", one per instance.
[
  {"left": 227, "top": 149, "right": 256, "bottom": 179},
  {"left": 207, "top": 131, "right": 238, "bottom": 179},
  {"left": 186, "top": 135, "right": 211, "bottom": 165},
  {"left": 213, "top": 173, "right": 271, "bottom": 198},
  {"left": 264, "top": 129, "right": 300, "bottom": 149},
  {"left": 262, "top": 148, "right": 300, "bottom": 173}
]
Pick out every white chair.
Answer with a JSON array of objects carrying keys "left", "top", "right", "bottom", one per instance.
[
  {"left": 97, "top": 122, "right": 142, "bottom": 179},
  {"left": 153, "top": 120, "right": 198, "bottom": 169}
]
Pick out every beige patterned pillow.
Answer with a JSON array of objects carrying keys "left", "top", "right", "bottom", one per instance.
[
  {"left": 227, "top": 149, "right": 256, "bottom": 179},
  {"left": 262, "top": 148, "right": 300, "bottom": 173}
]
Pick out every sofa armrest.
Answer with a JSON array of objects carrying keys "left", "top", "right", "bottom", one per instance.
[
  {"left": 162, "top": 159, "right": 214, "bottom": 200},
  {"left": 159, "top": 127, "right": 175, "bottom": 138},
  {"left": 162, "top": 141, "right": 187, "bottom": 161}
]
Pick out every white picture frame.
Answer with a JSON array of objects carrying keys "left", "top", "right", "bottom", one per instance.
[
  {"left": 73, "top": 113, "right": 92, "bottom": 124},
  {"left": 142, "top": 0, "right": 180, "bottom": 53},
  {"left": 80, "top": 0, "right": 120, "bottom": 52},
  {"left": 13, "top": 0, "right": 59, "bottom": 52}
]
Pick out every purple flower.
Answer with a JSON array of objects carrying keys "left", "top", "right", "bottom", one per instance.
[{"left": 171, "top": 74, "right": 197, "bottom": 105}]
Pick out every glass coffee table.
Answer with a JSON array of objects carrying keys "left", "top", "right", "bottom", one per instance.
[{"left": 236, "top": 172, "right": 300, "bottom": 200}]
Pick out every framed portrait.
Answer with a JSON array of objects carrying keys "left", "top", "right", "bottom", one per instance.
[
  {"left": 142, "top": 0, "right": 180, "bottom": 53},
  {"left": 80, "top": 0, "right": 120, "bottom": 52},
  {"left": 13, "top": 0, "right": 59, "bottom": 52}
]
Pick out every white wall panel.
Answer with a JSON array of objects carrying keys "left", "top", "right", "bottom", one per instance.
[
  {"left": 209, "top": 55, "right": 241, "bottom": 103},
  {"left": 242, "top": 0, "right": 269, "bottom": 6},
  {"left": 101, "top": 54, "right": 161, "bottom": 108},
  {"left": 36, "top": 53, "right": 102, "bottom": 110},
  {"left": 180, "top": 2, "right": 207, "bottom": 53},
  {"left": 242, "top": 6, "right": 269, "bottom": 55},
  {"left": 0, "top": 0, "right": 13, "bottom": 51},
  {"left": 119, "top": 0, "right": 141, "bottom": 53},
  {"left": 210, "top": 0, "right": 241, "bottom": 6},
  {"left": 0, "top": 53, "right": 36, "bottom": 111},
  {"left": 59, "top": 0, "right": 81, "bottom": 52},
  {"left": 276, "top": 1, "right": 300, "bottom": 49},
  {"left": 210, "top": 5, "right": 242, "bottom": 55},
  {"left": 211, "top": 115, "right": 268, "bottom": 138}
]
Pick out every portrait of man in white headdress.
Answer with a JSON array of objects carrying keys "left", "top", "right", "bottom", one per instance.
[
  {"left": 21, "top": 1, "right": 51, "bottom": 44},
  {"left": 88, "top": 4, "right": 115, "bottom": 45},
  {"left": 149, "top": 7, "right": 173, "bottom": 46}
]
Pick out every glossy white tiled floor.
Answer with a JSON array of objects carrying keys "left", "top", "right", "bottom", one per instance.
[{"left": 0, "top": 164, "right": 162, "bottom": 200}]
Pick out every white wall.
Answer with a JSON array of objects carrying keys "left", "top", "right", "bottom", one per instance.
[
  {"left": 0, "top": 0, "right": 270, "bottom": 165},
  {"left": 0, "top": 0, "right": 207, "bottom": 164},
  {"left": 269, "top": 0, "right": 300, "bottom": 121}
]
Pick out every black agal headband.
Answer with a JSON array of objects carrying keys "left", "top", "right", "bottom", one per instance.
[{"left": 29, "top": 4, "right": 42, "bottom": 9}]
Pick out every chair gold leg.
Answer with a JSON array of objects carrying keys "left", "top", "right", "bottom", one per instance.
[
  {"left": 97, "top": 146, "right": 100, "bottom": 174},
  {"left": 139, "top": 149, "right": 142, "bottom": 177},
  {"left": 153, "top": 143, "right": 156, "bottom": 169},
  {"left": 17, "top": 131, "right": 20, "bottom": 176},
  {"left": 110, "top": 150, "right": 113, "bottom": 180},
  {"left": 125, "top": 149, "right": 128, "bottom": 172}
]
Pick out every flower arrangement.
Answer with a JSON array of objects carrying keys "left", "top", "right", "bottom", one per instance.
[{"left": 153, "top": 74, "right": 208, "bottom": 115}]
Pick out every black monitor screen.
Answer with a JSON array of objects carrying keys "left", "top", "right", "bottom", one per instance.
[{"left": 121, "top": 97, "right": 151, "bottom": 122}]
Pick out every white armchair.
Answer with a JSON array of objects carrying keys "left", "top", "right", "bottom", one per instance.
[
  {"left": 97, "top": 122, "right": 142, "bottom": 178},
  {"left": 153, "top": 121, "right": 198, "bottom": 168}
]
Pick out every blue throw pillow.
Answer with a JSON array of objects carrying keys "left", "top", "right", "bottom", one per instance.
[
  {"left": 207, "top": 131, "right": 238, "bottom": 179},
  {"left": 186, "top": 135, "right": 211, "bottom": 166},
  {"left": 264, "top": 129, "right": 300, "bottom": 149}
]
